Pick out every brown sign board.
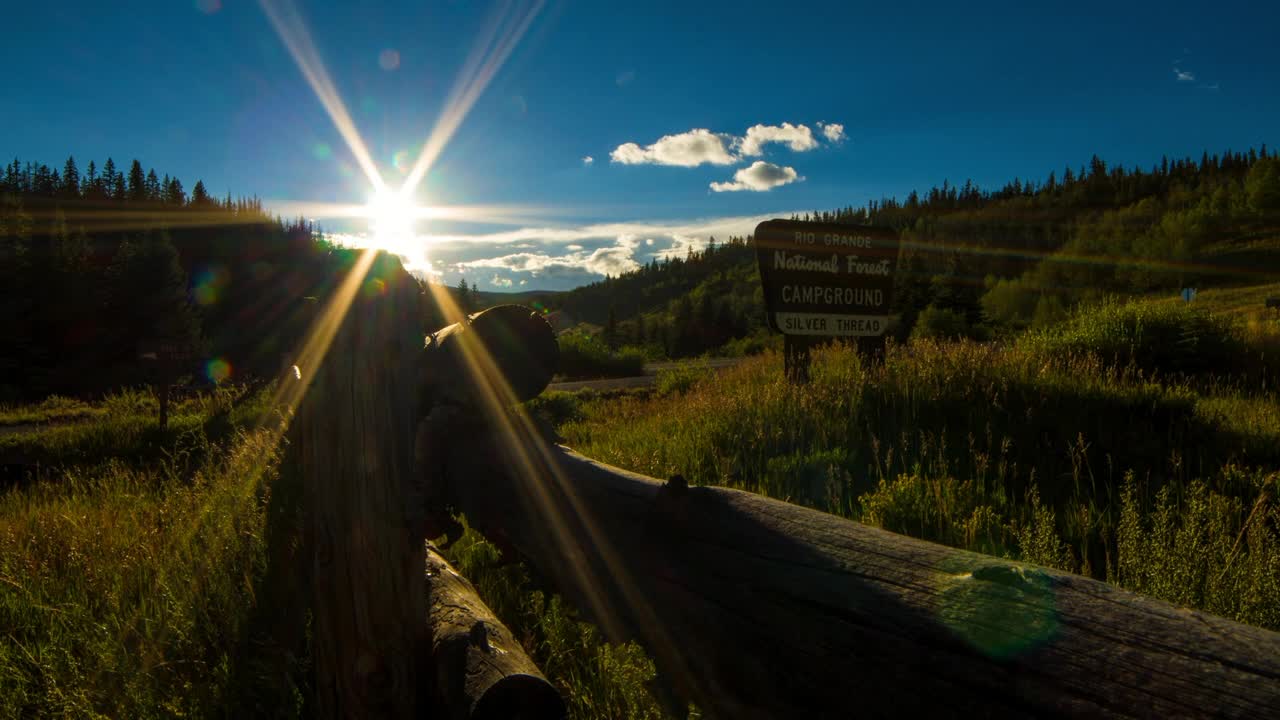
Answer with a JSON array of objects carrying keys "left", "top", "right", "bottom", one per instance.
[{"left": 754, "top": 219, "right": 901, "bottom": 337}]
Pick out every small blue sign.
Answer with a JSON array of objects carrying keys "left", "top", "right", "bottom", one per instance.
[{"left": 1181, "top": 288, "right": 1197, "bottom": 303}]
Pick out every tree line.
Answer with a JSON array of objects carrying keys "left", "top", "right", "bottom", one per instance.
[
  {"left": 546, "top": 145, "right": 1280, "bottom": 355},
  {"left": 0, "top": 155, "right": 336, "bottom": 401}
]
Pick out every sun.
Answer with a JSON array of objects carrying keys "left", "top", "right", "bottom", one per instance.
[{"left": 365, "top": 188, "right": 425, "bottom": 267}]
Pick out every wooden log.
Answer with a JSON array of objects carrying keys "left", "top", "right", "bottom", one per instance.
[
  {"left": 437, "top": 423, "right": 1280, "bottom": 719},
  {"left": 423, "top": 305, "right": 559, "bottom": 405},
  {"left": 426, "top": 544, "right": 566, "bottom": 719},
  {"left": 294, "top": 251, "right": 427, "bottom": 718}
]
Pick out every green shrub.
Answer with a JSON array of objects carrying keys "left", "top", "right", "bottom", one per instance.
[
  {"left": 1019, "top": 298, "right": 1272, "bottom": 383},
  {"left": 655, "top": 361, "right": 713, "bottom": 397},
  {"left": 719, "top": 331, "right": 782, "bottom": 357},
  {"left": 556, "top": 333, "right": 646, "bottom": 379},
  {"left": 910, "top": 304, "right": 972, "bottom": 340}
]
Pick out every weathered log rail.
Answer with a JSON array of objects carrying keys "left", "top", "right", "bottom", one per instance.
[
  {"left": 431, "top": 418, "right": 1280, "bottom": 719},
  {"left": 426, "top": 544, "right": 564, "bottom": 719}
]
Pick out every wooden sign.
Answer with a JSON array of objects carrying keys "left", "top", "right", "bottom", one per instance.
[{"left": 754, "top": 219, "right": 900, "bottom": 337}]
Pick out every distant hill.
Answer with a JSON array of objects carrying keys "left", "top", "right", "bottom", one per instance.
[
  {"left": 531, "top": 146, "right": 1280, "bottom": 358},
  {"left": 472, "top": 288, "right": 563, "bottom": 309}
]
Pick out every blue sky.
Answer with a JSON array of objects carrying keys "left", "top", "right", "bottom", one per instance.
[{"left": 6, "top": 0, "right": 1279, "bottom": 290}]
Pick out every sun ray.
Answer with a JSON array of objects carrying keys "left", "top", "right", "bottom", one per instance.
[
  {"left": 258, "top": 0, "right": 387, "bottom": 192},
  {"left": 418, "top": 282, "right": 694, "bottom": 688},
  {"left": 400, "top": 0, "right": 545, "bottom": 195}
]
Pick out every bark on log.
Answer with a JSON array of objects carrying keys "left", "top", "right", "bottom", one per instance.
[
  {"left": 426, "top": 544, "right": 565, "bottom": 719},
  {"left": 295, "top": 251, "right": 427, "bottom": 718},
  {"left": 438, "top": 422, "right": 1280, "bottom": 719}
]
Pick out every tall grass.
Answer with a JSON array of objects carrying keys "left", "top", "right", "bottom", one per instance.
[
  {"left": 1020, "top": 297, "right": 1280, "bottom": 389},
  {"left": 0, "top": 426, "right": 284, "bottom": 717},
  {"left": 542, "top": 340, "right": 1280, "bottom": 630},
  {"left": 445, "top": 524, "right": 678, "bottom": 720},
  {"left": 0, "top": 384, "right": 309, "bottom": 718}
]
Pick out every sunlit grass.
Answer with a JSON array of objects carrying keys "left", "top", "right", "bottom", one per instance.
[
  {"left": 0, "top": 396, "right": 98, "bottom": 428},
  {"left": 443, "top": 521, "right": 678, "bottom": 720},
  {"left": 0, "top": 408, "right": 287, "bottom": 717},
  {"left": 532, "top": 339, "right": 1280, "bottom": 631}
]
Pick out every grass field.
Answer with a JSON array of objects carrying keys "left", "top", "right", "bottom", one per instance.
[
  {"left": 3, "top": 291, "right": 1278, "bottom": 718},
  {"left": 0, "top": 385, "right": 302, "bottom": 718},
  {"left": 530, "top": 299, "right": 1280, "bottom": 632}
]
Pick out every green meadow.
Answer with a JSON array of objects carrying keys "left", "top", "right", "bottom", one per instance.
[{"left": 3, "top": 294, "right": 1279, "bottom": 719}]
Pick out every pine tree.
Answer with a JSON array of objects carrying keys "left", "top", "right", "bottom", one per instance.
[
  {"left": 105, "top": 233, "right": 202, "bottom": 427},
  {"left": 61, "top": 156, "right": 80, "bottom": 199},
  {"left": 127, "top": 160, "right": 146, "bottom": 202},
  {"left": 456, "top": 277, "right": 471, "bottom": 313},
  {"left": 145, "top": 169, "right": 161, "bottom": 203},
  {"left": 83, "top": 160, "right": 98, "bottom": 198},
  {"left": 191, "top": 180, "right": 210, "bottom": 206},
  {"left": 605, "top": 305, "right": 618, "bottom": 349}
]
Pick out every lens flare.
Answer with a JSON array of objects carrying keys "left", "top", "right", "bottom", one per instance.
[
  {"left": 205, "top": 357, "right": 233, "bottom": 384},
  {"left": 193, "top": 265, "right": 230, "bottom": 306}
]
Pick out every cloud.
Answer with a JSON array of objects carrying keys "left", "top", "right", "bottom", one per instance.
[
  {"left": 491, "top": 274, "right": 513, "bottom": 288},
  {"left": 610, "top": 128, "right": 738, "bottom": 167},
  {"left": 738, "top": 123, "right": 818, "bottom": 156},
  {"left": 582, "top": 155, "right": 594, "bottom": 165},
  {"left": 616, "top": 70, "right": 636, "bottom": 87},
  {"left": 608, "top": 121, "right": 841, "bottom": 172},
  {"left": 406, "top": 211, "right": 797, "bottom": 289},
  {"left": 421, "top": 212, "right": 789, "bottom": 248},
  {"left": 709, "top": 161, "right": 802, "bottom": 192},
  {"left": 818, "top": 122, "right": 846, "bottom": 142},
  {"left": 1175, "top": 68, "right": 1195, "bottom": 82},
  {"left": 460, "top": 245, "right": 640, "bottom": 278}
]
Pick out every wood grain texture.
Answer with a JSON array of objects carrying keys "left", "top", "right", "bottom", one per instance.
[
  {"left": 439, "top": 423, "right": 1280, "bottom": 719},
  {"left": 426, "top": 544, "right": 565, "bottom": 720},
  {"left": 296, "top": 253, "right": 426, "bottom": 718}
]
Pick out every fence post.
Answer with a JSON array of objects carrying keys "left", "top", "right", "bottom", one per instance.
[{"left": 294, "top": 251, "right": 427, "bottom": 718}]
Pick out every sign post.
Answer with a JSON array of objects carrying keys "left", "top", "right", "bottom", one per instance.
[
  {"left": 754, "top": 219, "right": 901, "bottom": 382},
  {"left": 137, "top": 338, "right": 193, "bottom": 430}
]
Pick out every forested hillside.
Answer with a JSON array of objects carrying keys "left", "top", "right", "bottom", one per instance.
[
  {"left": 546, "top": 146, "right": 1280, "bottom": 357},
  {"left": 0, "top": 156, "right": 336, "bottom": 401}
]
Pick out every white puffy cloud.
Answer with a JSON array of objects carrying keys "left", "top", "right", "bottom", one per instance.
[
  {"left": 709, "top": 161, "right": 802, "bottom": 193},
  {"left": 459, "top": 246, "right": 639, "bottom": 279},
  {"left": 738, "top": 122, "right": 818, "bottom": 156},
  {"left": 422, "top": 212, "right": 790, "bottom": 248},
  {"left": 491, "top": 274, "right": 513, "bottom": 287},
  {"left": 418, "top": 211, "right": 796, "bottom": 288},
  {"left": 608, "top": 121, "right": 842, "bottom": 173},
  {"left": 610, "top": 128, "right": 738, "bottom": 167},
  {"left": 582, "top": 155, "right": 594, "bottom": 165},
  {"left": 818, "top": 122, "right": 846, "bottom": 142},
  {"left": 1175, "top": 68, "right": 1195, "bottom": 82}
]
